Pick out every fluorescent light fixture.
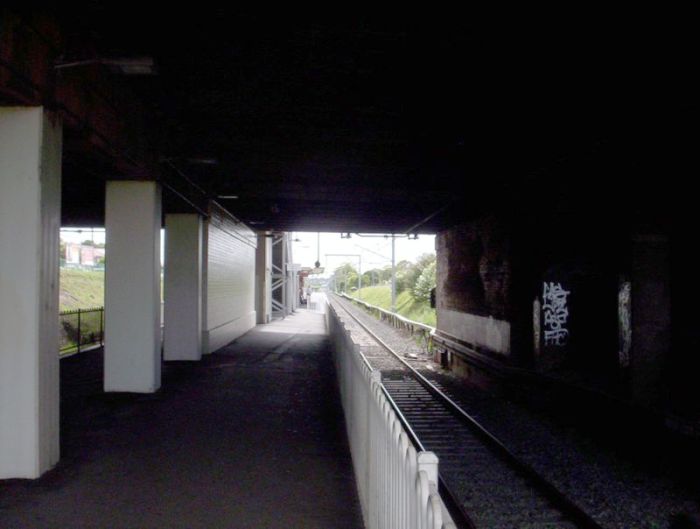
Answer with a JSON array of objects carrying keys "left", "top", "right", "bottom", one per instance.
[
  {"left": 55, "top": 57, "right": 156, "bottom": 75},
  {"left": 186, "top": 157, "right": 218, "bottom": 165},
  {"left": 217, "top": 195, "right": 239, "bottom": 199},
  {"left": 103, "top": 57, "right": 155, "bottom": 75}
]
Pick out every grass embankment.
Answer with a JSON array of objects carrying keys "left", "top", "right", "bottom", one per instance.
[
  {"left": 349, "top": 285, "right": 436, "bottom": 327},
  {"left": 59, "top": 268, "right": 105, "bottom": 311}
]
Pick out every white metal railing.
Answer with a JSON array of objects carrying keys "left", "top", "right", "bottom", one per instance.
[{"left": 329, "top": 300, "right": 456, "bottom": 529}]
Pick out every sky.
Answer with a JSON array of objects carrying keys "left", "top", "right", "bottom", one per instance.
[
  {"left": 60, "top": 228, "right": 436, "bottom": 274},
  {"left": 291, "top": 232, "right": 436, "bottom": 276},
  {"left": 61, "top": 227, "right": 105, "bottom": 245}
]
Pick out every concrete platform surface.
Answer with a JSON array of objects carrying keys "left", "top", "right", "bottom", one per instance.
[{"left": 0, "top": 310, "right": 364, "bottom": 529}]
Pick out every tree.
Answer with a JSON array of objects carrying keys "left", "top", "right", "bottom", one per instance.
[
  {"left": 415, "top": 253, "right": 436, "bottom": 270},
  {"left": 394, "top": 254, "right": 436, "bottom": 294},
  {"left": 412, "top": 261, "right": 436, "bottom": 302},
  {"left": 379, "top": 265, "right": 393, "bottom": 283},
  {"left": 331, "top": 263, "right": 359, "bottom": 293},
  {"left": 405, "top": 253, "right": 435, "bottom": 289},
  {"left": 394, "top": 260, "right": 415, "bottom": 292},
  {"left": 362, "top": 268, "right": 383, "bottom": 287}
]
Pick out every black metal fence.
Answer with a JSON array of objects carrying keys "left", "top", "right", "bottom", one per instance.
[{"left": 59, "top": 307, "right": 104, "bottom": 356}]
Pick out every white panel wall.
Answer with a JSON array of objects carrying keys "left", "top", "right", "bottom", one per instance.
[
  {"left": 0, "top": 107, "right": 61, "bottom": 478},
  {"left": 204, "top": 204, "right": 257, "bottom": 352},
  {"left": 201, "top": 219, "right": 209, "bottom": 353},
  {"left": 164, "top": 214, "right": 203, "bottom": 361},
  {"left": 104, "top": 181, "right": 162, "bottom": 393}
]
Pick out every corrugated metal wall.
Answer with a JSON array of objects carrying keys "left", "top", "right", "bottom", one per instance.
[{"left": 204, "top": 203, "right": 257, "bottom": 353}]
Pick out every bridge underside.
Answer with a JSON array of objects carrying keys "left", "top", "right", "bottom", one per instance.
[
  {"left": 2, "top": 7, "right": 696, "bottom": 233},
  {"left": 1, "top": 7, "right": 699, "bottom": 481}
]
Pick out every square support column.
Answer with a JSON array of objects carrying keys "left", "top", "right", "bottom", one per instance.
[
  {"left": 631, "top": 233, "right": 671, "bottom": 408},
  {"left": 104, "top": 181, "right": 162, "bottom": 393},
  {"left": 164, "top": 214, "right": 203, "bottom": 361},
  {"left": 255, "top": 233, "right": 272, "bottom": 324},
  {"left": 200, "top": 216, "right": 210, "bottom": 353},
  {"left": 0, "top": 107, "right": 61, "bottom": 478}
]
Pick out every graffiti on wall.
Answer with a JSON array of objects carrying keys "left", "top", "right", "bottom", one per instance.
[
  {"left": 618, "top": 280, "right": 631, "bottom": 368},
  {"left": 543, "top": 282, "right": 571, "bottom": 346},
  {"left": 533, "top": 297, "right": 541, "bottom": 356}
]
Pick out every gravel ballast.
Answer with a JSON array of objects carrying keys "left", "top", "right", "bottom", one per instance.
[{"left": 332, "top": 295, "right": 700, "bottom": 529}]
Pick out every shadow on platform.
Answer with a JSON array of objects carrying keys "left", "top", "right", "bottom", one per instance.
[{"left": 0, "top": 310, "right": 363, "bottom": 529}]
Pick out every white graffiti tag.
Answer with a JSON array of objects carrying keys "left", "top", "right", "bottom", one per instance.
[{"left": 542, "top": 282, "right": 571, "bottom": 346}]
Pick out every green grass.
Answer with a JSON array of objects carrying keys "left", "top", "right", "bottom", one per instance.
[
  {"left": 349, "top": 285, "right": 436, "bottom": 327},
  {"left": 60, "top": 268, "right": 105, "bottom": 311}
]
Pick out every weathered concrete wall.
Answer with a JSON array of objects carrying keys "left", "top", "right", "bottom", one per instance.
[
  {"left": 437, "top": 217, "right": 511, "bottom": 318},
  {"left": 431, "top": 203, "right": 689, "bottom": 419},
  {"left": 436, "top": 217, "right": 512, "bottom": 356},
  {"left": 630, "top": 233, "right": 670, "bottom": 409},
  {"left": 668, "top": 226, "right": 700, "bottom": 419},
  {"left": 535, "top": 259, "right": 620, "bottom": 374},
  {"left": 436, "top": 214, "right": 622, "bottom": 378}
]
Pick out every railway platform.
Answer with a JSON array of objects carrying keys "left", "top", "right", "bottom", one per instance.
[{"left": 0, "top": 310, "right": 363, "bottom": 529}]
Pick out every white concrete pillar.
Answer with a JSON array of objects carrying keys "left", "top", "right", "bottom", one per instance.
[
  {"left": 255, "top": 234, "right": 272, "bottom": 324},
  {"left": 164, "top": 214, "right": 203, "bottom": 361},
  {"left": 200, "top": 216, "right": 210, "bottom": 353},
  {"left": 282, "top": 236, "right": 289, "bottom": 316},
  {"left": 292, "top": 269, "right": 299, "bottom": 311},
  {"left": 104, "top": 181, "right": 162, "bottom": 393},
  {"left": 0, "top": 107, "right": 61, "bottom": 478}
]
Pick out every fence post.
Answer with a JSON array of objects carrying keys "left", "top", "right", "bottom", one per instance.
[
  {"left": 369, "top": 370, "right": 382, "bottom": 529},
  {"left": 76, "top": 308, "right": 81, "bottom": 354},
  {"left": 417, "top": 452, "right": 438, "bottom": 483}
]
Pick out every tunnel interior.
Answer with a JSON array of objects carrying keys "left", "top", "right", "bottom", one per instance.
[
  {"left": 33, "top": 5, "right": 700, "bottom": 416},
  {"left": 3, "top": 7, "right": 700, "bottom": 500},
  {"left": 4, "top": 9, "right": 700, "bottom": 529}
]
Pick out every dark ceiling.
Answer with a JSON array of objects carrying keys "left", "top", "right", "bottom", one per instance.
[{"left": 55, "top": 7, "right": 699, "bottom": 232}]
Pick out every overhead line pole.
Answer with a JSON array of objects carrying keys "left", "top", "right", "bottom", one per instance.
[
  {"left": 352, "top": 235, "right": 398, "bottom": 312},
  {"left": 391, "top": 234, "right": 396, "bottom": 312}
]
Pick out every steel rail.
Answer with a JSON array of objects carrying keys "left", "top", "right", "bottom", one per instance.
[
  {"left": 332, "top": 294, "right": 605, "bottom": 529},
  {"left": 380, "top": 385, "right": 477, "bottom": 529}
]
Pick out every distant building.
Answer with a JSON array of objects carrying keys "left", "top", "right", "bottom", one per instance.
[
  {"left": 80, "top": 245, "right": 105, "bottom": 266},
  {"left": 65, "top": 242, "right": 81, "bottom": 265},
  {"left": 65, "top": 243, "right": 105, "bottom": 267}
]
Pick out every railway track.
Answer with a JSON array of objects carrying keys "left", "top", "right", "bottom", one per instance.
[{"left": 331, "top": 295, "right": 605, "bottom": 529}]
